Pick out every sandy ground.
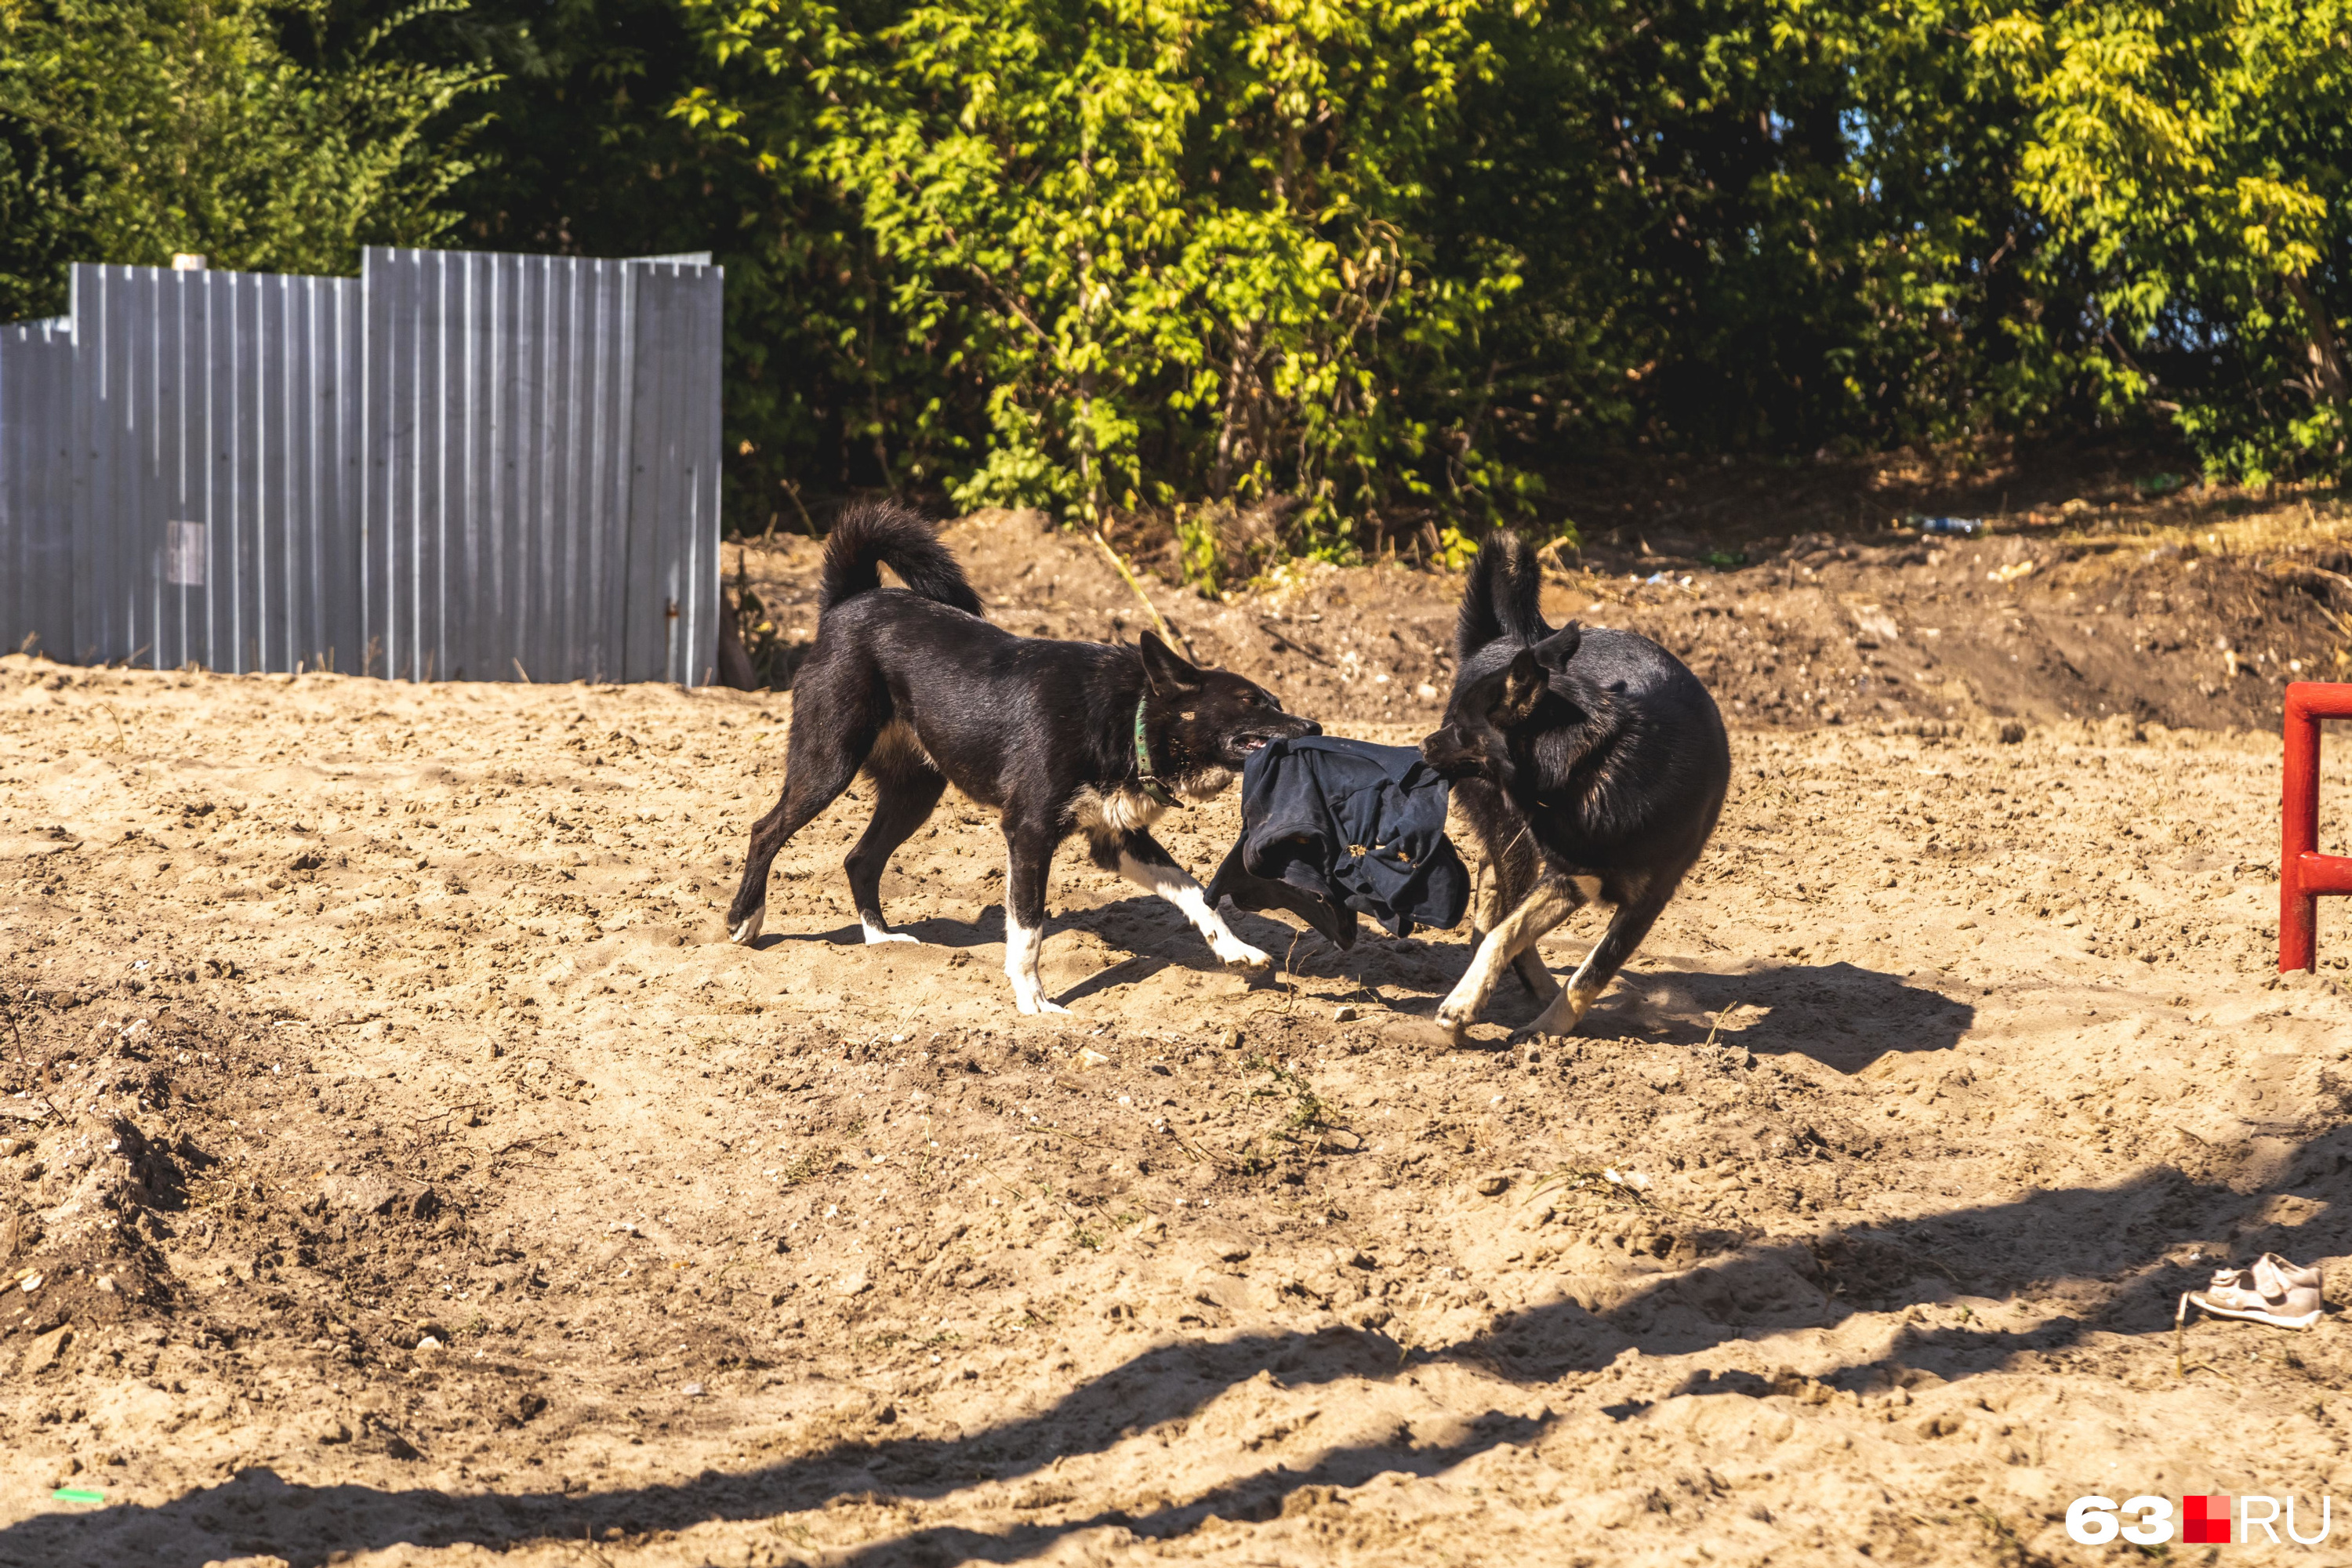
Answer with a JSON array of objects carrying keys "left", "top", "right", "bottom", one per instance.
[{"left": 2, "top": 519, "right": 2350, "bottom": 1568}]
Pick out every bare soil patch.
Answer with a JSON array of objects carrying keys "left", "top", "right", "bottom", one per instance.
[
  {"left": 740, "top": 497, "right": 2352, "bottom": 739},
  {"left": 1, "top": 506, "right": 2349, "bottom": 1568}
]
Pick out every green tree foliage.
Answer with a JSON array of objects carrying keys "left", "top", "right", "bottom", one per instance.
[
  {"left": 683, "top": 0, "right": 1542, "bottom": 540},
  {"left": 1974, "top": 0, "right": 2352, "bottom": 482},
  {"left": 670, "top": 0, "right": 2138, "bottom": 541},
  {"left": 4, "top": 0, "right": 2346, "bottom": 541},
  {"left": 1453, "top": 0, "right": 2093, "bottom": 459},
  {"left": 364, "top": 0, "right": 877, "bottom": 533},
  {"left": 0, "top": 0, "right": 492, "bottom": 301},
  {"left": 0, "top": 107, "right": 74, "bottom": 321}
]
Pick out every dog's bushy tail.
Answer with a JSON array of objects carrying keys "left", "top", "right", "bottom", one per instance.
[
  {"left": 818, "top": 500, "right": 984, "bottom": 619},
  {"left": 1455, "top": 531, "right": 1550, "bottom": 659}
]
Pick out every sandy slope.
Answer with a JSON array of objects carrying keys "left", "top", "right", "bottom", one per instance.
[{"left": 0, "top": 608, "right": 2347, "bottom": 1568}]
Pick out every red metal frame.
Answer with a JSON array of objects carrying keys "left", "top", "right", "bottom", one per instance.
[{"left": 2281, "top": 682, "right": 2352, "bottom": 972}]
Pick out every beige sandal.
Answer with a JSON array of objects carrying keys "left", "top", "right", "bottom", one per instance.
[{"left": 2182, "top": 1253, "right": 2325, "bottom": 1330}]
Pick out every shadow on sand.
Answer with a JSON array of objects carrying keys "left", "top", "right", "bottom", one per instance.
[{"left": 9, "top": 1122, "right": 2344, "bottom": 1567}]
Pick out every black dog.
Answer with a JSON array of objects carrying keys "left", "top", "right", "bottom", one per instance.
[
  {"left": 724, "top": 502, "right": 1319, "bottom": 1014},
  {"left": 1419, "top": 532, "right": 1730, "bottom": 1040}
]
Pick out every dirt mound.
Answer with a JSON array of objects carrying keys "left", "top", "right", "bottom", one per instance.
[
  {"left": 734, "top": 499, "right": 2352, "bottom": 740},
  {"left": 0, "top": 505, "right": 2347, "bottom": 1566}
]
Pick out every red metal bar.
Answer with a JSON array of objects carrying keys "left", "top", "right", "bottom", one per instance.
[{"left": 2281, "top": 682, "right": 2352, "bottom": 971}]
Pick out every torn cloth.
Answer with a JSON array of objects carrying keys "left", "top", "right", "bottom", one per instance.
[{"left": 1206, "top": 735, "right": 1469, "bottom": 948}]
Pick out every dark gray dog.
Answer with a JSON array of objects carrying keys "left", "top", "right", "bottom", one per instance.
[{"left": 1420, "top": 532, "right": 1730, "bottom": 1039}]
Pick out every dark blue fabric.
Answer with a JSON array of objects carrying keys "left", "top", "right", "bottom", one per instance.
[{"left": 1207, "top": 735, "right": 1469, "bottom": 943}]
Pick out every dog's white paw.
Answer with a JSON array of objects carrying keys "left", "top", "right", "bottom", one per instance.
[
  {"left": 860, "top": 919, "right": 918, "bottom": 946},
  {"left": 1216, "top": 939, "right": 1272, "bottom": 971},
  {"left": 1014, "top": 993, "right": 1072, "bottom": 1016},
  {"left": 1433, "top": 999, "right": 1477, "bottom": 1038},
  {"left": 728, "top": 907, "right": 766, "bottom": 946}
]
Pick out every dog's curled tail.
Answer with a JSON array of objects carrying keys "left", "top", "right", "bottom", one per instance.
[
  {"left": 818, "top": 500, "right": 985, "bottom": 619},
  {"left": 1455, "top": 530, "right": 1550, "bottom": 659}
]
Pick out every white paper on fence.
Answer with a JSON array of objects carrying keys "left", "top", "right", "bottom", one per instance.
[{"left": 164, "top": 521, "right": 206, "bottom": 587}]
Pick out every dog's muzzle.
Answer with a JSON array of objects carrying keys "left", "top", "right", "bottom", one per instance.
[{"left": 1233, "top": 719, "right": 1319, "bottom": 758}]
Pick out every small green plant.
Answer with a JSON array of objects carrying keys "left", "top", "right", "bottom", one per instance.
[
  {"left": 1530, "top": 1165, "right": 1661, "bottom": 1216},
  {"left": 1071, "top": 1225, "right": 1103, "bottom": 1252},
  {"left": 776, "top": 1144, "right": 836, "bottom": 1186},
  {"left": 1174, "top": 506, "right": 1223, "bottom": 596},
  {"left": 1225, "top": 1058, "right": 1338, "bottom": 1174},
  {"left": 1243, "top": 1057, "right": 1330, "bottom": 1131},
  {"left": 730, "top": 557, "right": 800, "bottom": 690},
  {"left": 1969, "top": 1504, "right": 2060, "bottom": 1568},
  {"left": 1432, "top": 525, "right": 1479, "bottom": 572}
]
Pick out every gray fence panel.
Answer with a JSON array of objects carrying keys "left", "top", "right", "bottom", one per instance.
[
  {"left": 363, "top": 246, "right": 654, "bottom": 684},
  {"left": 5, "top": 247, "right": 718, "bottom": 684},
  {"left": 0, "top": 317, "right": 74, "bottom": 661},
  {"left": 625, "top": 260, "right": 724, "bottom": 684},
  {"left": 67, "top": 264, "right": 363, "bottom": 673}
]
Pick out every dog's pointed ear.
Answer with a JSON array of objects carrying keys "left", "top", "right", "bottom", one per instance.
[
  {"left": 1138, "top": 630, "right": 1203, "bottom": 695},
  {"left": 1532, "top": 622, "right": 1582, "bottom": 671},
  {"left": 1491, "top": 648, "right": 1547, "bottom": 726}
]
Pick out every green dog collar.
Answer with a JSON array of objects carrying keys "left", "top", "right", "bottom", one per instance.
[{"left": 1134, "top": 697, "right": 1179, "bottom": 808}]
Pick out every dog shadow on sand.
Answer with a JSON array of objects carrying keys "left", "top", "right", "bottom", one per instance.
[
  {"left": 734, "top": 902, "right": 1971, "bottom": 1069},
  {"left": 1563, "top": 960, "right": 1976, "bottom": 1069},
  {"left": 1243, "top": 911, "right": 1976, "bottom": 1070},
  {"left": 13, "top": 1120, "right": 2345, "bottom": 1568},
  {"left": 729, "top": 897, "right": 1314, "bottom": 1008}
]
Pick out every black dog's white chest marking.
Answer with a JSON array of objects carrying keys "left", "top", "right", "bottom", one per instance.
[{"left": 1068, "top": 784, "right": 1167, "bottom": 837}]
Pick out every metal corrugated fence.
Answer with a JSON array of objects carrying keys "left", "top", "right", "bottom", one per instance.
[
  {"left": 72, "top": 266, "right": 365, "bottom": 674},
  {"left": 0, "top": 247, "right": 722, "bottom": 684},
  {"left": 361, "top": 248, "right": 720, "bottom": 684},
  {"left": 0, "top": 317, "right": 73, "bottom": 662},
  {"left": 621, "top": 258, "right": 726, "bottom": 687}
]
